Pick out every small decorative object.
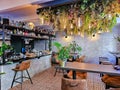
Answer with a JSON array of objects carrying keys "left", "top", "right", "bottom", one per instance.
[
  {"left": 114, "top": 65, "right": 120, "bottom": 70},
  {"left": 28, "top": 22, "right": 35, "bottom": 30}
]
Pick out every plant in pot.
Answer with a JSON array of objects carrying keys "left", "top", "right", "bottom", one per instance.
[
  {"left": 53, "top": 42, "right": 70, "bottom": 67},
  {"left": 69, "top": 41, "right": 82, "bottom": 54},
  {"left": 69, "top": 41, "right": 82, "bottom": 61},
  {"left": 0, "top": 42, "right": 13, "bottom": 64}
]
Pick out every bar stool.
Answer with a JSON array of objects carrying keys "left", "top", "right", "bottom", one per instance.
[{"left": 11, "top": 60, "right": 33, "bottom": 89}]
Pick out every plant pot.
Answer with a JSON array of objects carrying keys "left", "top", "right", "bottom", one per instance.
[{"left": 60, "top": 61, "right": 66, "bottom": 67}]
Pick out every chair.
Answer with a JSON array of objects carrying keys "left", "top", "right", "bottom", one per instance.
[
  {"left": 61, "top": 77, "right": 88, "bottom": 90},
  {"left": 76, "top": 55, "right": 86, "bottom": 63},
  {"left": 51, "top": 52, "right": 65, "bottom": 76},
  {"left": 102, "top": 74, "right": 120, "bottom": 89},
  {"left": 99, "top": 57, "right": 112, "bottom": 77},
  {"left": 11, "top": 60, "right": 33, "bottom": 89},
  {"left": 99, "top": 57, "right": 111, "bottom": 64},
  {"left": 67, "top": 55, "right": 87, "bottom": 79},
  {"left": 67, "top": 70, "right": 87, "bottom": 79}
]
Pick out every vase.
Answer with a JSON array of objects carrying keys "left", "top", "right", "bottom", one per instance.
[{"left": 60, "top": 60, "right": 66, "bottom": 67}]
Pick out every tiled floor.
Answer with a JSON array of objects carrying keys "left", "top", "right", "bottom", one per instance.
[{"left": 9, "top": 67, "right": 107, "bottom": 90}]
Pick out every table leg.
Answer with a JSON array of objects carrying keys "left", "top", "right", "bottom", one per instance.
[{"left": 72, "top": 70, "right": 76, "bottom": 79}]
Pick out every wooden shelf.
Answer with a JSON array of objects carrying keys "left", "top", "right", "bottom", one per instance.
[
  {"left": 0, "top": 39, "right": 10, "bottom": 41},
  {"left": 11, "top": 34, "right": 49, "bottom": 40},
  {"left": 0, "top": 24, "right": 55, "bottom": 37}
]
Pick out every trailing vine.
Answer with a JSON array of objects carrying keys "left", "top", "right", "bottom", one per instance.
[{"left": 38, "top": 0, "right": 119, "bottom": 36}]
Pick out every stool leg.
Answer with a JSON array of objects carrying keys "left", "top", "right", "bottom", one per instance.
[
  {"left": 54, "top": 68, "right": 58, "bottom": 77},
  {"left": 21, "top": 71, "right": 23, "bottom": 90},
  {"left": 11, "top": 71, "right": 17, "bottom": 88},
  {"left": 105, "top": 84, "right": 110, "bottom": 89},
  {"left": 26, "top": 70, "right": 33, "bottom": 84}
]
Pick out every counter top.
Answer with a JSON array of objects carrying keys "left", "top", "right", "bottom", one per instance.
[{"left": 1, "top": 54, "right": 51, "bottom": 65}]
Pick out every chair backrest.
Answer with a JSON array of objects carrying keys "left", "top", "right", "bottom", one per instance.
[
  {"left": 99, "top": 57, "right": 108, "bottom": 61},
  {"left": 76, "top": 55, "right": 85, "bottom": 62},
  {"left": 19, "top": 60, "right": 31, "bottom": 70}
]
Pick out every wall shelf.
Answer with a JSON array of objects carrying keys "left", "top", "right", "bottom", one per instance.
[
  {"left": 0, "top": 24, "right": 55, "bottom": 40},
  {"left": 11, "top": 34, "right": 49, "bottom": 40}
]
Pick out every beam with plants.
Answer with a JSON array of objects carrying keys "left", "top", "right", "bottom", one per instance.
[{"left": 38, "top": 0, "right": 120, "bottom": 36}]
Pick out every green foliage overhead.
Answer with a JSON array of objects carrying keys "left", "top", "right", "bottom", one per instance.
[{"left": 38, "top": 0, "right": 119, "bottom": 36}]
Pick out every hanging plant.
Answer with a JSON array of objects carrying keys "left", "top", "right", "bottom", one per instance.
[{"left": 38, "top": 0, "right": 119, "bottom": 36}]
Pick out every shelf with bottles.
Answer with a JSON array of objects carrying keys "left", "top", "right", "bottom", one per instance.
[
  {"left": 35, "top": 26, "right": 55, "bottom": 37},
  {"left": 0, "top": 24, "right": 55, "bottom": 37}
]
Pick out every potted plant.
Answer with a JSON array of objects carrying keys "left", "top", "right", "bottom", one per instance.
[
  {"left": 53, "top": 42, "right": 70, "bottom": 67},
  {"left": 69, "top": 41, "right": 82, "bottom": 54},
  {"left": 0, "top": 42, "right": 13, "bottom": 64}
]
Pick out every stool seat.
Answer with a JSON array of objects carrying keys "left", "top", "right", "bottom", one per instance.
[{"left": 11, "top": 60, "right": 33, "bottom": 89}]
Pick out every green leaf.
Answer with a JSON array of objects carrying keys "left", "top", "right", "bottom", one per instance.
[
  {"left": 52, "top": 42, "right": 62, "bottom": 50},
  {"left": 0, "top": 72, "right": 5, "bottom": 75}
]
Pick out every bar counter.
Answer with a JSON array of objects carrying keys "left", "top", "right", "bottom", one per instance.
[{"left": 1, "top": 54, "right": 51, "bottom": 90}]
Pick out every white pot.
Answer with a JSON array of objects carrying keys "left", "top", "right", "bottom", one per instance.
[{"left": 61, "top": 61, "right": 66, "bottom": 67}]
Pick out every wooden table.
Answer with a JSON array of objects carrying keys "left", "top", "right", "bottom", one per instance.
[{"left": 55, "top": 62, "right": 120, "bottom": 79}]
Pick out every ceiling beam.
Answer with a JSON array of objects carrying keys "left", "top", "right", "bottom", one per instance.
[{"left": 37, "top": 0, "right": 80, "bottom": 8}]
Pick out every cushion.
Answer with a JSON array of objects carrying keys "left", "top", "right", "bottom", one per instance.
[{"left": 67, "top": 70, "right": 87, "bottom": 79}]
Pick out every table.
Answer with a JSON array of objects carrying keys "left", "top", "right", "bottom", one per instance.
[{"left": 55, "top": 62, "right": 120, "bottom": 79}]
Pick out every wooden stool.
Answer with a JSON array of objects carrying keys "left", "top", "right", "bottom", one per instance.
[
  {"left": 61, "top": 77, "right": 88, "bottom": 90},
  {"left": 102, "top": 74, "right": 120, "bottom": 89},
  {"left": 11, "top": 60, "right": 33, "bottom": 89}
]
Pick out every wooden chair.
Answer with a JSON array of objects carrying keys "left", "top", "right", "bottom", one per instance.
[
  {"left": 11, "top": 60, "right": 33, "bottom": 89},
  {"left": 67, "top": 55, "right": 87, "bottom": 79},
  {"left": 67, "top": 70, "right": 87, "bottom": 79},
  {"left": 102, "top": 74, "right": 120, "bottom": 89},
  {"left": 76, "top": 55, "right": 86, "bottom": 63}
]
